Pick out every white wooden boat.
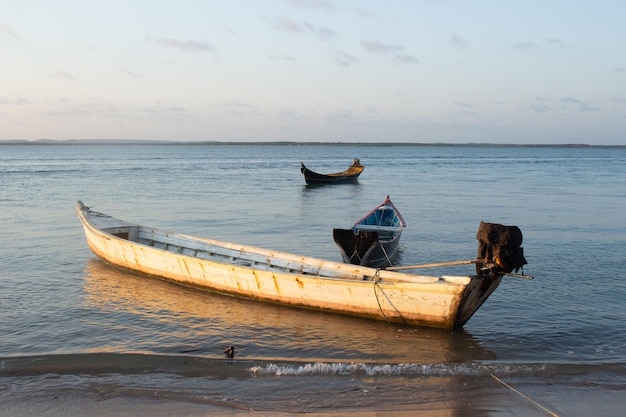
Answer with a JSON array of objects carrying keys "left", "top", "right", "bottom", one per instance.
[
  {"left": 76, "top": 201, "right": 524, "bottom": 329},
  {"left": 333, "top": 195, "right": 406, "bottom": 267}
]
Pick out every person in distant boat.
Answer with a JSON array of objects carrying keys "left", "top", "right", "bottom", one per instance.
[{"left": 351, "top": 158, "right": 361, "bottom": 166}]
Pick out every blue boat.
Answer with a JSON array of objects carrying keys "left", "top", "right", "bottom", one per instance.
[{"left": 333, "top": 195, "right": 406, "bottom": 267}]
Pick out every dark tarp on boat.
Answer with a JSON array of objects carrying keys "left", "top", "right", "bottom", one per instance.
[
  {"left": 332, "top": 229, "right": 380, "bottom": 265},
  {"left": 476, "top": 221, "right": 527, "bottom": 274}
]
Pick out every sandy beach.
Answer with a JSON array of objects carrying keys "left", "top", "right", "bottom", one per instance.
[{"left": 2, "top": 375, "right": 622, "bottom": 417}]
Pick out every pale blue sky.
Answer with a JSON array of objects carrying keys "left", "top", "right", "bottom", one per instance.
[{"left": 1, "top": 0, "right": 625, "bottom": 144}]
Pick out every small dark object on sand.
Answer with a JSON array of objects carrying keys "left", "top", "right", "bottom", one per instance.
[{"left": 224, "top": 346, "right": 235, "bottom": 358}]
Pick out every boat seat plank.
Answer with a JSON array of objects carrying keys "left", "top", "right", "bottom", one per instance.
[{"left": 354, "top": 225, "right": 403, "bottom": 232}]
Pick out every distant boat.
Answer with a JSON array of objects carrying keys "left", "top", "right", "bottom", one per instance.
[
  {"left": 300, "top": 159, "right": 364, "bottom": 184},
  {"left": 333, "top": 195, "right": 406, "bottom": 267},
  {"left": 76, "top": 201, "right": 527, "bottom": 329}
]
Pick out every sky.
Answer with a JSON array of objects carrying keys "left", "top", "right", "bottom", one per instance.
[{"left": 1, "top": 0, "right": 625, "bottom": 144}]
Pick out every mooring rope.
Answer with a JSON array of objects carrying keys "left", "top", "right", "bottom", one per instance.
[
  {"left": 372, "top": 268, "right": 390, "bottom": 323},
  {"left": 380, "top": 244, "right": 392, "bottom": 267},
  {"left": 490, "top": 374, "right": 559, "bottom": 417}
]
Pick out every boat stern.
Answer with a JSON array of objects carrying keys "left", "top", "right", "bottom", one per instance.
[
  {"left": 453, "top": 272, "right": 503, "bottom": 327},
  {"left": 453, "top": 221, "right": 527, "bottom": 327}
]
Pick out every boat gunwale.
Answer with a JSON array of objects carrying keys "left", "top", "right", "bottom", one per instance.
[
  {"left": 76, "top": 203, "right": 468, "bottom": 289},
  {"left": 302, "top": 163, "right": 364, "bottom": 178},
  {"left": 353, "top": 195, "right": 407, "bottom": 233}
]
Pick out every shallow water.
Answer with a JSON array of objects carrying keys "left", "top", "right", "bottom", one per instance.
[{"left": 1, "top": 144, "right": 625, "bottom": 415}]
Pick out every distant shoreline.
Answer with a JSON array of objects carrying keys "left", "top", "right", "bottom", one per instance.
[{"left": 0, "top": 139, "right": 624, "bottom": 148}]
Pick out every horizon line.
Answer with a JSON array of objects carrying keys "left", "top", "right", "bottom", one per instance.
[{"left": 1, "top": 139, "right": 624, "bottom": 148}]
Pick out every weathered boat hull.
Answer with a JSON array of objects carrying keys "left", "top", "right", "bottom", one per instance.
[
  {"left": 76, "top": 201, "right": 503, "bottom": 329},
  {"left": 300, "top": 160, "right": 364, "bottom": 184}
]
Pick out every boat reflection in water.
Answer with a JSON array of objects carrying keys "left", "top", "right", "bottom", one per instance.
[
  {"left": 82, "top": 259, "right": 495, "bottom": 363},
  {"left": 76, "top": 260, "right": 540, "bottom": 415}
]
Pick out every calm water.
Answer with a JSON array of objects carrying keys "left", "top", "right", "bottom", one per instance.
[{"left": 1, "top": 144, "right": 625, "bottom": 415}]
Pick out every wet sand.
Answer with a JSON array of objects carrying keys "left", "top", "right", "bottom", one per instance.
[{"left": 2, "top": 379, "right": 622, "bottom": 417}]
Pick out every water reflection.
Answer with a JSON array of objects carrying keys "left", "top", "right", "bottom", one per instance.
[
  {"left": 301, "top": 181, "right": 363, "bottom": 190},
  {"left": 82, "top": 259, "right": 495, "bottom": 363}
]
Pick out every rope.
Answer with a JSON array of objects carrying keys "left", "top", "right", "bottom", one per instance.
[
  {"left": 372, "top": 269, "right": 390, "bottom": 323},
  {"left": 380, "top": 244, "right": 392, "bottom": 266},
  {"left": 490, "top": 374, "right": 559, "bottom": 417}
]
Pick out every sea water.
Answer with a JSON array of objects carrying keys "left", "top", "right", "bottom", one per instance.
[{"left": 1, "top": 144, "right": 625, "bottom": 415}]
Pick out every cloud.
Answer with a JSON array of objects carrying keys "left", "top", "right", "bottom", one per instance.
[
  {"left": 121, "top": 68, "right": 142, "bottom": 78},
  {"left": 361, "top": 40, "right": 404, "bottom": 54},
  {"left": 215, "top": 100, "right": 257, "bottom": 109},
  {"left": 561, "top": 97, "right": 600, "bottom": 111},
  {"left": 510, "top": 38, "right": 564, "bottom": 51},
  {"left": 334, "top": 51, "right": 358, "bottom": 67},
  {"left": 214, "top": 100, "right": 263, "bottom": 117},
  {"left": 526, "top": 96, "right": 602, "bottom": 114},
  {"left": 511, "top": 40, "right": 537, "bottom": 50},
  {"left": 49, "top": 70, "right": 75, "bottom": 80},
  {"left": 272, "top": 16, "right": 304, "bottom": 33},
  {"left": 41, "top": 97, "right": 119, "bottom": 118},
  {"left": 38, "top": 97, "right": 193, "bottom": 124},
  {"left": 454, "top": 101, "right": 473, "bottom": 108},
  {"left": 0, "top": 21, "right": 18, "bottom": 37},
  {"left": 270, "top": 54, "right": 296, "bottom": 61},
  {"left": 530, "top": 97, "right": 553, "bottom": 113},
  {"left": 286, "top": 0, "right": 337, "bottom": 12},
  {"left": 0, "top": 95, "right": 30, "bottom": 105},
  {"left": 146, "top": 37, "right": 216, "bottom": 52},
  {"left": 449, "top": 33, "right": 468, "bottom": 49},
  {"left": 353, "top": 8, "right": 373, "bottom": 19},
  {"left": 393, "top": 54, "right": 418, "bottom": 64},
  {"left": 545, "top": 38, "right": 565, "bottom": 47},
  {"left": 304, "top": 23, "right": 337, "bottom": 41},
  {"left": 365, "top": 106, "right": 379, "bottom": 115},
  {"left": 277, "top": 108, "right": 313, "bottom": 121},
  {"left": 326, "top": 108, "right": 358, "bottom": 121},
  {"left": 361, "top": 40, "right": 416, "bottom": 64},
  {"left": 271, "top": 16, "right": 337, "bottom": 40},
  {"left": 138, "top": 101, "right": 187, "bottom": 114}
]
